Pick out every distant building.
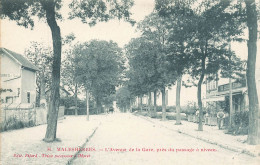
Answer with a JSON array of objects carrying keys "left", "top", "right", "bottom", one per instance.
[
  {"left": 0, "top": 48, "right": 39, "bottom": 108},
  {"left": 203, "top": 69, "right": 260, "bottom": 115}
]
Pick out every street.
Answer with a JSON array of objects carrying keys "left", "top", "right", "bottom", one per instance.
[{"left": 72, "top": 113, "right": 258, "bottom": 165}]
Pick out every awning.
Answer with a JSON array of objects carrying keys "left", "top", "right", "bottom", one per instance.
[{"left": 203, "top": 96, "right": 225, "bottom": 102}]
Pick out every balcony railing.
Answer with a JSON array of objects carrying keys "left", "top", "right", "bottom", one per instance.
[{"left": 218, "top": 80, "right": 246, "bottom": 92}]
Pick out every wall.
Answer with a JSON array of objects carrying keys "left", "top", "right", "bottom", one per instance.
[
  {"left": 21, "top": 68, "right": 36, "bottom": 104},
  {"left": 0, "top": 53, "right": 21, "bottom": 81},
  {"left": 0, "top": 53, "right": 22, "bottom": 103},
  {"left": 0, "top": 107, "right": 48, "bottom": 127},
  {"left": 1, "top": 78, "right": 21, "bottom": 103}
]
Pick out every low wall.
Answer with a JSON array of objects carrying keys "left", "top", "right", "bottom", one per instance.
[
  {"left": 0, "top": 107, "right": 48, "bottom": 126},
  {"left": 35, "top": 107, "right": 48, "bottom": 125},
  {"left": 0, "top": 105, "right": 66, "bottom": 131}
]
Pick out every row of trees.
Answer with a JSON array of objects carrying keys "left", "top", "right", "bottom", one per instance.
[
  {"left": 1, "top": 0, "right": 258, "bottom": 145},
  {"left": 24, "top": 38, "right": 123, "bottom": 116},
  {"left": 1, "top": 0, "right": 134, "bottom": 142},
  {"left": 63, "top": 40, "right": 125, "bottom": 117},
  {"left": 123, "top": 0, "right": 259, "bottom": 145}
]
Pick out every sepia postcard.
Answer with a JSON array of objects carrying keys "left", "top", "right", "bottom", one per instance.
[{"left": 0, "top": 0, "right": 260, "bottom": 165}]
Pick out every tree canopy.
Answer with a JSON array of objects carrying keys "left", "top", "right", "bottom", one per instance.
[{"left": 72, "top": 40, "right": 125, "bottom": 113}]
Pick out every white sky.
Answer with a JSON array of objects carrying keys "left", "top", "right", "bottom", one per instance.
[
  {"left": 1, "top": 0, "right": 254, "bottom": 60},
  {"left": 1, "top": 0, "right": 154, "bottom": 55},
  {"left": 1, "top": 0, "right": 259, "bottom": 105}
]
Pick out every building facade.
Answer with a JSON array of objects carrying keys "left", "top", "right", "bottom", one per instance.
[
  {"left": 0, "top": 48, "right": 38, "bottom": 108},
  {"left": 204, "top": 69, "right": 260, "bottom": 117}
]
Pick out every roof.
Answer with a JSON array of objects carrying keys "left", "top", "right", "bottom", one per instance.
[{"left": 0, "top": 47, "right": 39, "bottom": 71}]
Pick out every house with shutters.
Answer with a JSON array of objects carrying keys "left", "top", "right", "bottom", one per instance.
[{"left": 0, "top": 48, "right": 39, "bottom": 109}]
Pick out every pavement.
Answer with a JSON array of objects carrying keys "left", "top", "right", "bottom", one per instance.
[
  {"left": 71, "top": 113, "right": 258, "bottom": 165},
  {"left": 0, "top": 113, "right": 259, "bottom": 165},
  {"left": 0, "top": 115, "right": 104, "bottom": 165},
  {"left": 134, "top": 111, "right": 260, "bottom": 157}
]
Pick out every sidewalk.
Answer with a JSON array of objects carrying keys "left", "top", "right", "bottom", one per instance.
[
  {"left": 0, "top": 115, "right": 104, "bottom": 165},
  {"left": 134, "top": 112, "right": 260, "bottom": 157}
]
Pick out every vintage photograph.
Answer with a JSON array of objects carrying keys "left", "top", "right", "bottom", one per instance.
[{"left": 0, "top": 0, "right": 260, "bottom": 164}]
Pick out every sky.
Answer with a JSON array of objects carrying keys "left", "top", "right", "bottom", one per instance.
[
  {"left": 1, "top": 0, "right": 154, "bottom": 55},
  {"left": 1, "top": 0, "right": 259, "bottom": 105}
]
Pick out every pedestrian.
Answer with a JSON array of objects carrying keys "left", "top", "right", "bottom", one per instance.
[
  {"left": 204, "top": 112, "right": 209, "bottom": 125},
  {"left": 195, "top": 110, "right": 199, "bottom": 123},
  {"left": 217, "top": 109, "right": 225, "bottom": 130},
  {"left": 196, "top": 110, "right": 199, "bottom": 116}
]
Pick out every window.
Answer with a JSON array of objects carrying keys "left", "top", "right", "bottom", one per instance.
[
  {"left": 6, "top": 97, "right": 13, "bottom": 104},
  {"left": 27, "top": 92, "right": 30, "bottom": 103}
]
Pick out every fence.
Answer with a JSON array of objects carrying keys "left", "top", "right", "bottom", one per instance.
[{"left": 0, "top": 106, "right": 65, "bottom": 132}]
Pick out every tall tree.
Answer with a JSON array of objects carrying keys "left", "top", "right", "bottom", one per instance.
[
  {"left": 244, "top": 0, "right": 259, "bottom": 145},
  {"left": 125, "top": 39, "right": 153, "bottom": 92},
  {"left": 1, "top": 0, "right": 63, "bottom": 141},
  {"left": 61, "top": 34, "right": 83, "bottom": 115},
  {"left": 155, "top": 0, "right": 196, "bottom": 125},
  {"left": 62, "top": 53, "right": 82, "bottom": 115},
  {"left": 125, "top": 33, "right": 172, "bottom": 119},
  {"left": 138, "top": 13, "right": 169, "bottom": 120},
  {"left": 0, "top": 0, "right": 134, "bottom": 142},
  {"left": 125, "top": 37, "right": 157, "bottom": 114},
  {"left": 128, "top": 12, "right": 175, "bottom": 120},
  {"left": 74, "top": 40, "right": 125, "bottom": 114},
  {"left": 188, "top": 0, "right": 244, "bottom": 131}
]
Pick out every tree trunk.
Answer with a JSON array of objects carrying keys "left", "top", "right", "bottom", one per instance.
[
  {"left": 96, "top": 96, "right": 102, "bottom": 114},
  {"left": 140, "top": 96, "right": 143, "bottom": 112},
  {"left": 198, "top": 55, "right": 206, "bottom": 131},
  {"left": 245, "top": 0, "right": 259, "bottom": 145},
  {"left": 148, "top": 92, "right": 152, "bottom": 116},
  {"left": 154, "top": 90, "right": 157, "bottom": 112},
  {"left": 175, "top": 75, "right": 182, "bottom": 125},
  {"left": 162, "top": 87, "right": 167, "bottom": 121},
  {"left": 40, "top": 72, "right": 47, "bottom": 107},
  {"left": 86, "top": 89, "right": 89, "bottom": 121},
  {"left": 75, "top": 83, "right": 78, "bottom": 115},
  {"left": 130, "top": 99, "right": 132, "bottom": 113},
  {"left": 138, "top": 96, "right": 141, "bottom": 110},
  {"left": 42, "top": 1, "right": 62, "bottom": 142}
]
